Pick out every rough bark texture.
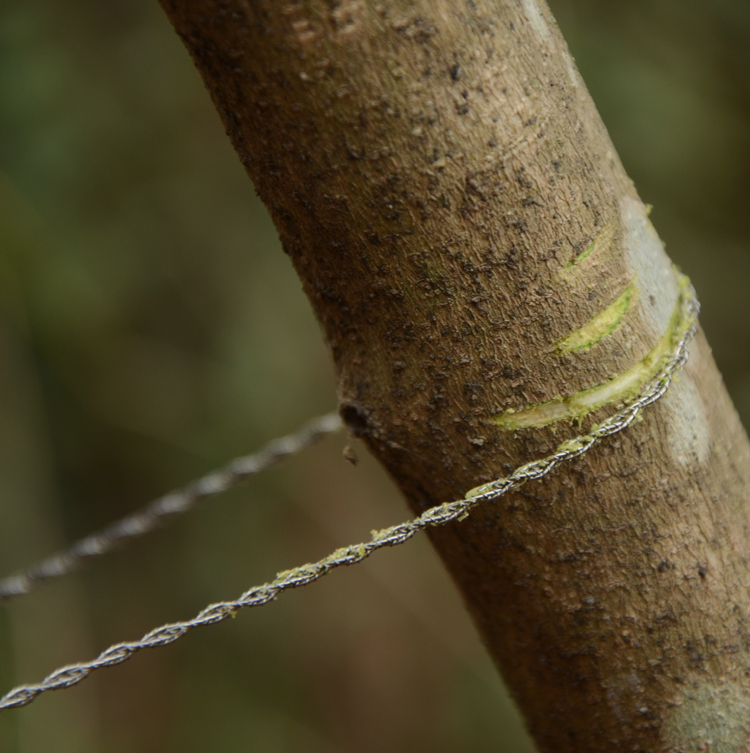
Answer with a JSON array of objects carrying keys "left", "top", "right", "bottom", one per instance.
[{"left": 159, "top": 1, "right": 750, "bottom": 750}]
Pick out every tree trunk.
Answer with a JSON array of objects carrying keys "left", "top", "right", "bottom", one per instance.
[{"left": 159, "top": 1, "right": 750, "bottom": 750}]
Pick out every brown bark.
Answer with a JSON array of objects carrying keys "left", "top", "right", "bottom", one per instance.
[{"left": 159, "top": 1, "right": 750, "bottom": 750}]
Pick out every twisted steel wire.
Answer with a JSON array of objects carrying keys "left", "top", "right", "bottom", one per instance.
[
  {"left": 0, "top": 413, "right": 343, "bottom": 602},
  {"left": 0, "top": 283, "right": 699, "bottom": 712}
]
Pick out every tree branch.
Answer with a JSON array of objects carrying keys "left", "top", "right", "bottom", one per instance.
[{"left": 159, "top": 1, "right": 750, "bottom": 749}]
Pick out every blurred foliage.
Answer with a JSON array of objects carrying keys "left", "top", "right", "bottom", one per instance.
[{"left": 0, "top": 0, "right": 748, "bottom": 751}]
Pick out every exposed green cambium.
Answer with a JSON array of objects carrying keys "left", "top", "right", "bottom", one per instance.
[
  {"left": 495, "top": 272, "right": 694, "bottom": 430},
  {"left": 555, "top": 281, "right": 636, "bottom": 355},
  {"left": 566, "top": 222, "right": 616, "bottom": 268}
]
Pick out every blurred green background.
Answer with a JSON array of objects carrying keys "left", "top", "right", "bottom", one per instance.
[{"left": 0, "top": 0, "right": 748, "bottom": 751}]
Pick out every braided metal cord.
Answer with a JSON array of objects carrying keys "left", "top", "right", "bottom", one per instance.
[
  {"left": 0, "top": 285, "right": 699, "bottom": 712},
  {"left": 0, "top": 413, "right": 343, "bottom": 602}
]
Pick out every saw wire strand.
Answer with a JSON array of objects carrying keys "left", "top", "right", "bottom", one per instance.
[
  {"left": 0, "top": 412, "right": 343, "bottom": 602},
  {"left": 0, "top": 285, "right": 699, "bottom": 712}
]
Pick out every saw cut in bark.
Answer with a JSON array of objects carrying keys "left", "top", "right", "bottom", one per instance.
[{"left": 159, "top": 1, "right": 750, "bottom": 750}]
